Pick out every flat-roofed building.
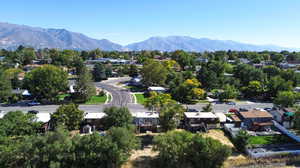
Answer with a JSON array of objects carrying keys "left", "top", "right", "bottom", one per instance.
[
  {"left": 184, "top": 112, "right": 219, "bottom": 132},
  {"left": 133, "top": 112, "right": 159, "bottom": 132}
]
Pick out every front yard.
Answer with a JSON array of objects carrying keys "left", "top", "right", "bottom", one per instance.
[
  {"left": 134, "top": 93, "right": 147, "bottom": 104},
  {"left": 85, "top": 95, "right": 107, "bottom": 104}
]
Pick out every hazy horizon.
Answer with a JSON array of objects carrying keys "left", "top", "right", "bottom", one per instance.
[{"left": 1, "top": 0, "right": 300, "bottom": 48}]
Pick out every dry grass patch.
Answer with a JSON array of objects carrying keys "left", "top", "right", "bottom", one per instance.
[{"left": 201, "top": 129, "right": 235, "bottom": 148}]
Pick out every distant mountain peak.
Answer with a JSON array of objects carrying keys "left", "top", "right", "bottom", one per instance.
[
  {"left": 0, "top": 22, "right": 297, "bottom": 51},
  {"left": 126, "top": 35, "right": 295, "bottom": 52},
  {"left": 0, "top": 22, "right": 124, "bottom": 51}
]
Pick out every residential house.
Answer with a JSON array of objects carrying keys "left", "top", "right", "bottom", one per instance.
[
  {"left": 133, "top": 112, "right": 159, "bottom": 132},
  {"left": 184, "top": 112, "right": 219, "bottom": 132},
  {"left": 82, "top": 112, "right": 106, "bottom": 132},
  {"left": 229, "top": 114, "right": 242, "bottom": 127},
  {"left": 237, "top": 110, "right": 273, "bottom": 131},
  {"left": 269, "top": 108, "right": 295, "bottom": 128},
  {"left": 148, "top": 86, "right": 166, "bottom": 93}
]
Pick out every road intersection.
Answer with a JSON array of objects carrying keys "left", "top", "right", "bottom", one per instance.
[{"left": 0, "top": 77, "right": 274, "bottom": 115}]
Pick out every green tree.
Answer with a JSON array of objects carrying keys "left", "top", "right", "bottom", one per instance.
[
  {"left": 219, "top": 84, "right": 239, "bottom": 101},
  {"left": 93, "top": 63, "right": 107, "bottom": 82},
  {"left": 0, "top": 111, "right": 41, "bottom": 137},
  {"left": 233, "top": 130, "right": 250, "bottom": 153},
  {"left": 23, "top": 65, "right": 68, "bottom": 102},
  {"left": 262, "top": 65, "right": 281, "bottom": 79},
  {"left": 153, "top": 130, "right": 231, "bottom": 168},
  {"left": 266, "top": 76, "right": 293, "bottom": 98},
  {"left": 159, "top": 102, "right": 185, "bottom": 131},
  {"left": 242, "top": 81, "right": 264, "bottom": 98},
  {"left": 107, "top": 127, "right": 140, "bottom": 163},
  {"left": 0, "top": 73, "right": 12, "bottom": 102},
  {"left": 274, "top": 91, "right": 297, "bottom": 108},
  {"left": 172, "top": 78, "right": 205, "bottom": 104},
  {"left": 144, "top": 92, "right": 175, "bottom": 112},
  {"left": 141, "top": 59, "right": 168, "bottom": 86},
  {"left": 74, "top": 66, "right": 96, "bottom": 102},
  {"left": 171, "top": 50, "right": 195, "bottom": 70},
  {"left": 50, "top": 103, "right": 84, "bottom": 130},
  {"left": 128, "top": 64, "right": 139, "bottom": 77},
  {"left": 103, "top": 106, "right": 133, "bottom": 129},
  {"left": 3, "top": 68, "right": 23, "bottom": 89},
  {"left": 270, "top": 53, "right": 284, "bottom": 64},
  {"left": 187, "top": 134, "right": 232, "bottom": 168}
]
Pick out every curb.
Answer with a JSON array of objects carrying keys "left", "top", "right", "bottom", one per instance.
[
  {"left": 105, "top": 92, "right": 113, "bottom": 104},
  {"left": 131, "top": 93, "right": 137, "bottom": 104}
]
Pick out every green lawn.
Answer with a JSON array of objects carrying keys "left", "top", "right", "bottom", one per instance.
[
  {"left": 135, "top": 93, "right": 147, "bottom": 104},
  {"left": 249, "top": 135, "right": 294, "bottom": 145},
  {"left": 85, "top": 95, "right": 107, "bottom": 105},
  {"left": 249, "top": 136, "right": 274, "bottom": 145},
  {"left": 57, "top": 94, "right": 71, "bottom": 101}
]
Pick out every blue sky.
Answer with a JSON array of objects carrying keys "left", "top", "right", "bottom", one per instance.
[{"left": 1, "top": 0, "right": 300, "bottom": 47}]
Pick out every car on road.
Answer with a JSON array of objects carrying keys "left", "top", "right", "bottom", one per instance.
[
  {"left": 27, "top": 101, "right": 41, "bottom": 106},
  {"left": 28, "top": 110, "right": 39, "bottom": 114},
  {"left": 226, "top": 102, "right": 236, "bottom": 105}
]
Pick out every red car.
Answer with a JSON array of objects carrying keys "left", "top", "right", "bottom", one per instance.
[{"left": 229, "top": 108, "right": 238, "bottom": 113}]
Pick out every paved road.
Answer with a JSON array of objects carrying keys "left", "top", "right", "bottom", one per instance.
[
  {"left": 95, "top": 77, "right": 133, "bottom": 106},
  {"left": 0, "top": 76, "right": 274, "bottom": 115},
  {"left": 0, "top": 77, "right": 148, "bottom": 115}
]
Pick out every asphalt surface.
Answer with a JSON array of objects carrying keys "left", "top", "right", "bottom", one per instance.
[
  {"left": 0, "top": 77, "right": 148, "bottom": 115},
  {"left": 0, "top": 77, "right": 274, "bottom": 115},
  {"left": 95, "top": 77, "right": 133, "bottom": 106}
]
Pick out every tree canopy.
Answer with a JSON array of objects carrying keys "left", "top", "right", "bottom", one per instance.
[
  {"left": 50, "top": 103, "right": 84, "bottom": 130},
  {"left": 153, "top": 130, "right": 231, "bottom": 168},
  {"left": 23, "top": 65, "right": 68, "bottom": 102},
  {"left": 103, "top": 106, "right": 133, "bottom": 129}
]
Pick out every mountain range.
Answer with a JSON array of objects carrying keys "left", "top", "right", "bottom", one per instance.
[{"left": 0, "top": 22, "right": 296, "bottom": 52}]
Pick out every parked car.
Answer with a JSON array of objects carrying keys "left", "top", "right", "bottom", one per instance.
[
  {"left": 28, "top": 110, "right": 39, "bottom": 114},
  {"left": 187, "top": 108, "right": 199, "bottom": 112},
  {"left": 226, "top": 102, "right": 236, "bottom": 105},
  {"left": 264, "top": 108, "right": 272, "bottom": 112},
  {"left": 27, "top": 101, "right": 41, "bottom": 106},
  {"left": 239, "top": 108, "right": 248, "bottom": 112},
  {"left": 229, "top": 108, "right": 238, "bottom": 113},
  {"left": 254, "top": 108, "right": 266, "bottom": 111}
]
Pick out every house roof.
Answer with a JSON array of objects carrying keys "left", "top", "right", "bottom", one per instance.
[
  {"left": 84, "top": 113, "right": 106, "bottom": 119},
  {"left": 230, "top": 114, "right": 241, "bottom": 122},
  {"left": 148, "top": 87, "right": 166, "bottom": 91},
  {"left": 214, "top": 113, "right": 226, "bottom": 122},
  {"left": 184, "top": 112, "right": 217, "bottom": 119},
  {"left": 36, "top": 113, "right": 51, "bottom": 123},
  {"left": 133, "top": 112, "right": 159, "bottom": 118},
  {"left": 239, "top": 110, "right": 273, "bottom": 119}
]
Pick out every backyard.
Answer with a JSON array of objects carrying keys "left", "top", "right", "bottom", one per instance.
[{"left": 249, "top": 135, "right": 295, "bottom": 145}]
